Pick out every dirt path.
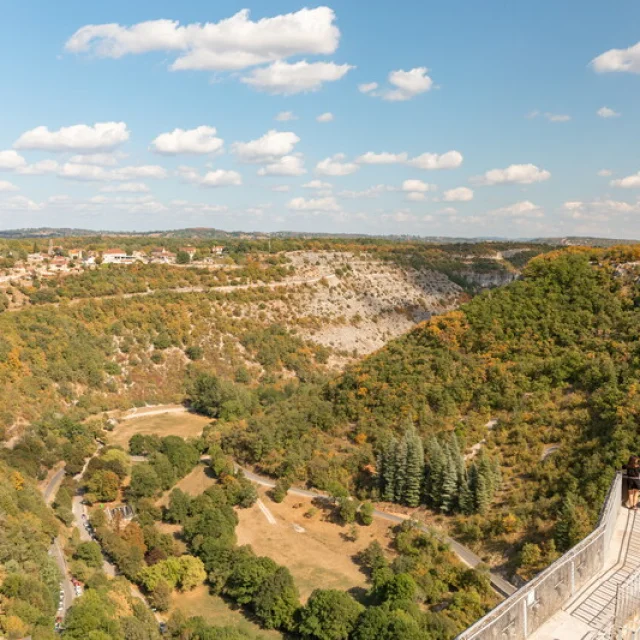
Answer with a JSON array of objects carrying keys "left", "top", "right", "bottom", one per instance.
[{"left": 256, "top": 499, "right": 277, "bottom": 526}]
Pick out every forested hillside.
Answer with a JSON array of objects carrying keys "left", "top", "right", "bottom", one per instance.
[{"left": 221, "top": 247, "right": 640, "bottom": 577}]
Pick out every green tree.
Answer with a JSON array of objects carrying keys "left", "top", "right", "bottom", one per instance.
[
  {"left": 224, "top": 555, "right": 278, "bottom": 605},
  {"left": 272, "top": 478, "right": 290, "bottom": 503},
  {"left": 298, "top": 589, "right": 364, "bottom": 640},
  {"left": 129, "top": 464, "right": 160, "bottom": 500},
  {"left": 253, "top": 566, "right": 300, "bottom": 630},
  {"left": 176, "top": 251, "right": 191, "bottom": 265},
  {"left": 148, "top": 580, "right": 171, "bottom": 612},
  {"left": 73, "top": 542, "right": 103, "bottom": 569},
  {"left": 379, "top": 437, "right": 397, "bottom": 503},
  {"left": 165, "top": 488, "right": 191, "bottom": 524},
  {"left": 86, "top": 469, "right": 120, "bottom": 503},
  {"left": 359, "top": 501, "right": 374, "bottom": 526},
  {"left": 402, "top": 427, "right": 424, "bottom": 507},
  {"left": 338, "top": 498, "right": 358, "bottom": 525}
]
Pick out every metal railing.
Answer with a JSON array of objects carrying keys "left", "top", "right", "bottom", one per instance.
[
  {"left": 456, "top": 472, "right": 623, "bottom": 640},
  {"left": 613, "top": 568, "right": 640, "bottom": 639}
]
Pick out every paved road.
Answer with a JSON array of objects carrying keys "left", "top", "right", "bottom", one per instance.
[
  {"left": 43, "top": 467, "right": 66, "bottom": 504},
  {"left": 41, "top": 467, "right": 77, "bottom": 618},
  {"left": 236, "top": 463, "right": 516, "bottom": 597}
]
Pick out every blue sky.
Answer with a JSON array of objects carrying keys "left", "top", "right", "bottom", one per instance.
[{"left": 0, "top": 1, "right": 639, "bottom": 237}]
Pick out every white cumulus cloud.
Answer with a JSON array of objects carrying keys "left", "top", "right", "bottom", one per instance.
[
  {"left": 69, "top": 153, "right": 121, "bottom": 166},
  {"left": 610, "top": 172, "right": 640, "bottom": 188},
  {"left": 598, "top": 169, "right": 613, "bottom": 177},
  {"left": 444, "top": 187, "right": 474, "bottom": 202},
  {"left": 473, "top": 163, "right": 551, "bottom": 186},
  {"left": 384, "top": 67, "right": 433, "bottom": 101},
  {"left": 597, "top": 106, "right": 621, "bottom": 118},
  {"left": 275, "top": 111, "right": 297, "bottom": 122},
  {"left": 16, "top": 160, "right": 60, "bottom": 176},
  {"left": 232, "top": 130, "right": 300, "bottom": 163},
  {"left": 288, "top": 196, "right": 340, "bottom": 212},
  {"left": 316, "top": 153, "right": 359, "bottom": 176},
  {"left": 0, "top": 150, "right": 27, "bottom": 170},
  {"left": 14, "top": 122, "right": 129, "bottom": 152},
  {"left": 489, "top": 201, "right": 543, "bottom": 218},
  {"left": 177, "top": 165, "right": 241, "bottom": 187},
  {"left": 303, "top": 180, "right": 332, "bottom": 190},
  {"left": 241, "top": 60, "right": 353, "bottom": 95},
  {"left": 406, "top": 192, "right": 426, "bottom": 202},
  {"left": 592, "top": 41, "right": 640, "bottom": 74},
  {"left": 100, "top": 182, "right": 150, "bottom": 193},
  {"left": 407, "top": 151, "right": 463, "bottom": 170},
  {"left": 316, "top": 112, "right": 334, "bottom": 123},
  {"left": 358, "top": 82, "right": 378, "bottom": 94},
  {"left": 0, "top": 195, "right": 42, "bottom": 211},
  {"left": 338, "top": 185, "right": 389, "bottom": 199},
  {"left": 402, "top": 179, "right": 432, "bottom": 193},
  {"left": 200, "top": 169, "right": 242, "bottom": 187},
  {"left": 257, "top": 155, "right": 306, "bottom": 176},
  {"left": 151, "top": 126, "right": 224, "bottom": 155},
  {"left": 65, "top": 8, "right": 341, "bottom": 70},
  {"left": 356, "top": 151, "right": 408, "bottom": 165},
  {"left": 0, "top": 181, "right": 18, "bottom": 192}
]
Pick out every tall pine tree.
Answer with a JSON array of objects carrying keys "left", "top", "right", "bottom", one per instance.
[{"left": 402, "top": 427, "right": 424, "bottom": 507}]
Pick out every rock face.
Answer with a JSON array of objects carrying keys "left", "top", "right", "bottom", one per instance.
[
  {"left": 456, "top": 270, "right": 519, "bottom": 289},
  {"left": 282, "top": 251, "right": 464, "bottom": 363}
]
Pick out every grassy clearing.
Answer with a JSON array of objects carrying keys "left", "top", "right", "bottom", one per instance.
[
  {"left": 156, "top": 464, "right": 217, "bottom": 507},
  {"left": 108, "top": 411, "right": 210, "bottom": 448},
  {"left": 170, "top": 586, "right": 283, "bottom": 639},
  {"left": 236, "top": 488, "right": 396, "bottom": 601}
]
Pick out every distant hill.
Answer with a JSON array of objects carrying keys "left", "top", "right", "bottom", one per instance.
[{"left": 0, "top": 227, "right": 637, "bottom": 245}]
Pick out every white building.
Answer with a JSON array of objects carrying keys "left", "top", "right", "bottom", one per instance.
[{"left": 102, "top": 249, "right": 129, "bottom": 264}]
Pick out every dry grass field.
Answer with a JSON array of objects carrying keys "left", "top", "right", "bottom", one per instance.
[
  {"left": 156, "top": 464, "right": 216, "bottom": 507},
  {"left": 170, "top": 586, "right": 283, "bottom": 639},
  {"left": 108, "top": 411, "right": 210, "bottom": 448},
  {"left": 236, "top": 487, "right": 396, "bottom": 601}
]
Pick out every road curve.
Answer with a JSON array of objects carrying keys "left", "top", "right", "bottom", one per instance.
[{"left": 236, "top": 463, "right": 516, "bottom": 596}]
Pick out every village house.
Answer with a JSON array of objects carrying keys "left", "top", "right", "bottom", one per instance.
[
  {"left": 150, "top": 247, "right": 177, "bottom": 264},
  {"left": 68, "top": 249, "right": 83, "bottom": 261},
  {"left": 210, "top": 245, "right": 225, "bottom": 256},
  {"left": 102, "top": 249, "right": 130, "bottom": 264},
  {"left": 180, "top": 246, "right": 197, "bottom": 260},
  {"left": 49, "top": 256, "right": 69, "bottom": 271}
]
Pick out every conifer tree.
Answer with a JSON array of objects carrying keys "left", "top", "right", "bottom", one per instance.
[
  {"left": 402, "top": 427, "right": 424, "bottom": 507},
  {"left": 379, "top": 437, "right": 397, "bottom": 503},
  {"left": 466, "top": 462, "right": 479, "bottom": 513},
  {"left": 425, "top": 438, "right": 445, "bottom": 507},
  {"left": 440, "top": 447, "right": 458, "bottom": 513},
  {"left": 474, "top": 462, "right": 492, "bottom": 515},
  {"left": 394, "top": 437, "right": 408, "bottom": 504},
  {"left": 459, "top": 471, "right": 474, "bottom": 515}
]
